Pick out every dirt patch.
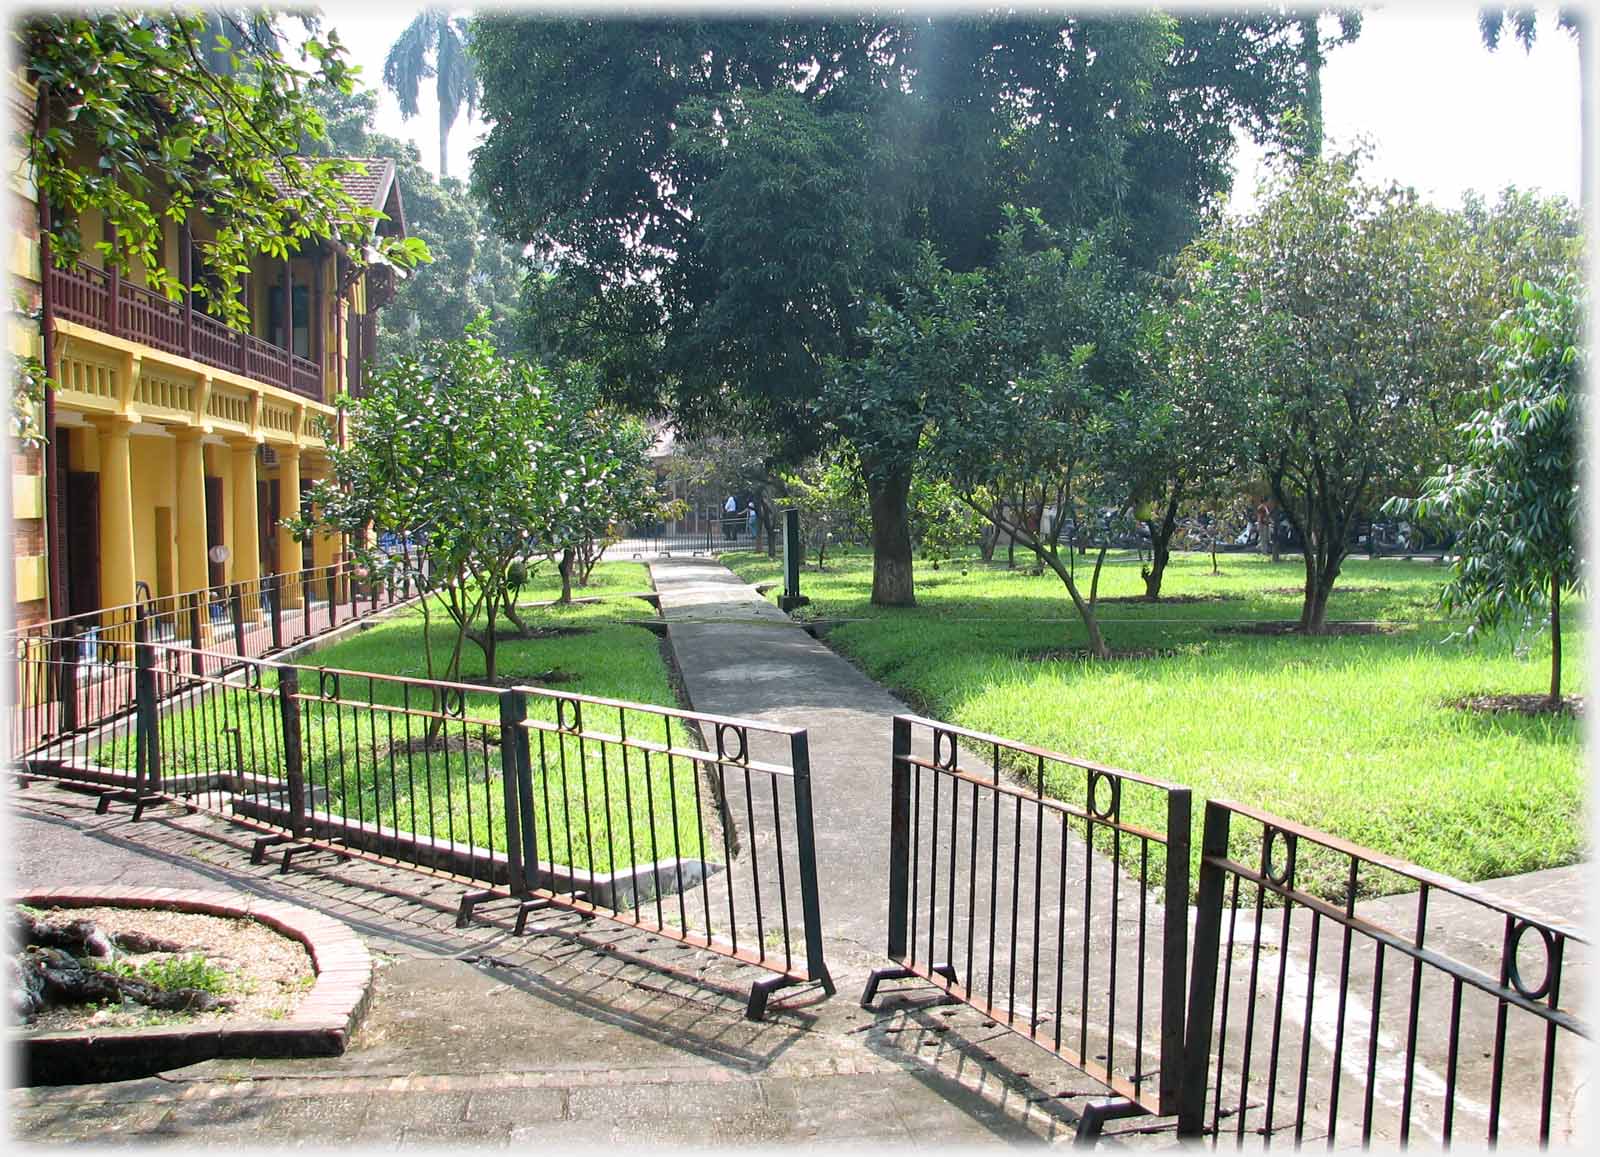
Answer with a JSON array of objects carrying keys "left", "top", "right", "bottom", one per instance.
[
  {"left": 388, "top": 732, "right": 499, "bottom": 758},
  {"left": 1213, "top": 620, "right": 1405, "bottom": 637},
  {"left": 1266, "top": 585, "right": 1397, "bottom": 597},
  {"left": 1021, "top": 647, "right": 1179, "bottom": 662},
  {"left": 17, "top": 905, "right": 313, "bottom": 1033},
  {"left": 1094, "top": 593, "right": 1240, "bottom": 605},
  {"left": 1450, "top": 692, "right": 1584, "bottom": 718},
  {"left": 457, "top": 668, "right": 578, "bottom": 690},
  {"left": 482, "top": 625, "right": 596, "bottom": 643}
]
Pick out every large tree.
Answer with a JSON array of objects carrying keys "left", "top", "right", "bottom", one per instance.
[
  {"left": 306, "top": 84, "right": 526, "bottom": 360},
  {"left": 470, "top": 15, "right": 1338, "bottom": 607},
  {"left": 382, "top": 8, "right": 478, "bottom": 179},
  {"left": 1175, "top": 155, "right": 1550, "bottom": 632}
]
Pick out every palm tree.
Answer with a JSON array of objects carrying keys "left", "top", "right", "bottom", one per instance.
[{"left": 382, "top": 9, "right": 477, "bottom": 179}]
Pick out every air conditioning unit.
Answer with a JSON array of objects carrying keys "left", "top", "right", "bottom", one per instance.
[{"left": 258, "top": 445, "right": 279, "bottom": 469}]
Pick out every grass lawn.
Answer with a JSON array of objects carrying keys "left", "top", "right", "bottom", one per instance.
[
  {"left": 725, "top": 547, "right": 1587, "bottom": 894},
  {"left": 114, "top": 563, "right": 712, "bottom": 875}
]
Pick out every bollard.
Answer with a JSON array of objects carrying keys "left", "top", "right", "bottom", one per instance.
[{"left": 780, "top": 509, "right": 809, "bottom": 612}]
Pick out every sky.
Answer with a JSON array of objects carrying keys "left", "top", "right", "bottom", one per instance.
[{"left": 320, "top": 3, "right": 1584, "bottom": 214}]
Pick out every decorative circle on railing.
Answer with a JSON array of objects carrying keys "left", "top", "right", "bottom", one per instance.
[
  {"left": 556, "top": 697, "right": 583, "bottom": 734},
  {"left": 933, "top": 728, "right": 959, "bottom": 771},
  {"left": 1507, "top": 920, "right": 1558, "bottom": 1001},
  {"left": 1087, "top": 770, "right": 1121, "bottom": 822},
  {"left": 318, "top": 669, "right": 339, "bottom": 700},
  {"left": 715, "top": 722, "right": 748, "bottom": 765},
  {"left": 1263, "top": 826, "right": 1297, "bottom": 888},
  {"left": 243, "top": 663, "right": 262, "bottom": 689},
  {"left": 441, "top": 687, "right": 465, "bottom": 718}
]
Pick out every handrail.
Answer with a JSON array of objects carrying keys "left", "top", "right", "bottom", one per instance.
[{"left": 47, "top": 261, "right": 325, "bottom": 404}]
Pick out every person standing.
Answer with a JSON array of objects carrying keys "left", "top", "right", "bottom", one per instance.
[
  {"left": 746, "top": 503, "right": 758, "bottom": 544},
  {"left": 723, "top": 494, "right": 738, "bottom": 541},
  {"left": 1256, "top": 500, "right": 1272, "bottom": 557}
]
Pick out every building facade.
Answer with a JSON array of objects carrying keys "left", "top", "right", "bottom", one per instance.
[{"left": 10, "top": 73, "right": 407, "bottom": 629}]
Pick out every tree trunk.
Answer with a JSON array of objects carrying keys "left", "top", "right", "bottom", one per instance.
[
  {"left": 1141, "top": 494, "right": 1181, "bottom": 600},
  {"left": 1298, "top": 15, "right": 1324, "bottom": 160},
  {"left": 865, "top": 465, "right": 915, "bottom": 607},
  {"left": 439, "top": 117, "right": 451, "bottom": 181},
  {"left": 558, "top": 547, "right": 574, "bottom": 604},
  {"left": 1549, "top": 575, "right": 1562, "bottom": 704}
]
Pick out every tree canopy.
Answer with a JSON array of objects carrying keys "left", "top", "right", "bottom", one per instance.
[{"left": 470, "top": 15, "right": 1345, "bottom": 607}]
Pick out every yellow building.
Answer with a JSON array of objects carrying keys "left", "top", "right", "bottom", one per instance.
[{"left": 9, "top": 75, "right": 408, "bottom": 630}]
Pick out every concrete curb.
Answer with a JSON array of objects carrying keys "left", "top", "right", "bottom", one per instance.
[{"left": 14, "top": 887, "right": 372, "bottom": 1085}]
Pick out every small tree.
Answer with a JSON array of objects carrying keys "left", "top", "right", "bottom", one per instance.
[
  {"left": 299, "top": 317, "right": 562, "bottom": 690},
  {"left": 1388, "top": 278, "right": 1584, "bottom": 705},
  {"left": 779, "top": 450, "right": 869, "bottom": 570}
]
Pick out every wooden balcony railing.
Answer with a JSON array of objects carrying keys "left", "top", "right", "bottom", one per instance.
[{"left": 48, "top": 261, "right": 324, "bottom": 405}]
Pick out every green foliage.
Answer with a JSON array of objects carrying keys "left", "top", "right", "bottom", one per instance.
[
  {"left": 1391, "top": 278, "right": 1584, "bottom": 698},
  {"left": 779, "top": 450, "right": 869, "bottom": 568},
  {"left": 304, "top": 84, "right": 526, "bottom": 360},
  {"left": 1170, "top": 154, "right": 1568, "bottom": 632},
  {"left": 469, "top": 15, "right": 1339, "bottom": 605},
  {"left": 18, "top": 12, "right": 426, "bottom": 330},
  {"left": 95, "top": 953, "right": 230, "bottom": 995}
]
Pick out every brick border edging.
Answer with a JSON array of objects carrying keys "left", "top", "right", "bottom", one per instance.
[{"left": 14, "top": 888, "right": 372, "bottom": 1084}]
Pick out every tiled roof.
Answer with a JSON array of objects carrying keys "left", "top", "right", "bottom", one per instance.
[
  {"left": 267, "top": 156, "right": 404, "bottom": 236},
  {"left": 330, "top": 157, "right": 394, "bottom": 212}
]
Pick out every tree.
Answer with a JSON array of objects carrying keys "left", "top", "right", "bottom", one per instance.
[
  {"left": 382, "top": 8, "right": 478, "bottom": 179},
  {"left": 298, "top": 318, "right": 563, "bottom": 688},
  {"left": 305, "top": 84, "right": 527, "bottom": 360},
  {"left": 19, "top": 11, "right": 427, "bottom": 329},
  {"left": 665, "top": 431, "right": 791, "bottom": 558},
  {"left": 470, "top": 15, "right": 1334, "bottom": 608},
  {"left": 778, "top": 450, "right": 870, "bottom": 571},
  {"left": 1177, "top": 155, "right": 1501, "bottom": 633},
  {"left": 911, "top": 211, "right": 1151, "bottom": 659},
  {"left": 1389, "top": 278, "right": 1584, "bottom": 705}
]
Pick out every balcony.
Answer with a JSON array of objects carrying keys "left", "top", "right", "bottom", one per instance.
[{"left": 48, "top": 261, "right": 324, "bottom": 404}]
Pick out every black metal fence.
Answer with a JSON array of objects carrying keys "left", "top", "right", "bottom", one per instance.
[
  {"left": 13, "top": 634, "right": 833, "bottom": 1020},
  {"left": 8, "top": 561, "right": 423, "bottom": 768},
  {"left": 1178, "top": 800, "right": 1588, "bottom": 1148},
  {"left": 609, "top": 506, "right": 771, "bottom": 558},
  {"left": 862, "top": 714, "right": 1193, "bottom": 1121}
]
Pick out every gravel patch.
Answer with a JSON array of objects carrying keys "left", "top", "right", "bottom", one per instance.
[{"left": 18, "top": 905, "right": 314, "bottom": 1033}]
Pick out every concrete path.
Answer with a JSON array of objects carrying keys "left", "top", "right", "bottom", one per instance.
[{"left": 649, "top": 556, "right": 917, "bottom": 978}]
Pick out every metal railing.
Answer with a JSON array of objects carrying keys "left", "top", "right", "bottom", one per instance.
[
  {"left": 861, "top": 714, "right": 1192, "bottom": 1121},
  {"left": 8, "top": 560, "right": 424, "bottom": 765},
  {"left": 47, "top": 261, "right": 323, "bottom": 403},
  {"left": 12, "top": 633, "right": 833, "bottom": 1021},
  {"left": 1178, "top": 801, "right": 1588, "bottom": 1148},
  {"left": 609, "top": 506, "right": 770, "bottom": 558}
]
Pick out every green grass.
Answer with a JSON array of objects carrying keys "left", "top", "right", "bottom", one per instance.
[
  {"left": 94, "top": 952, "right": 230, "bottom": 995},
  {"left": 107, "top": 563, "right": 712, "bottom": 875},
  {"left": 726, "top": 547, "right": 1587, "bottom": 893}
]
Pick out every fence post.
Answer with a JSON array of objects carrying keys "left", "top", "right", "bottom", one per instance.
[
  {"left": 498, "top": 688, "right": 531, "bottom": 895},
  {"left": 886, "top": 716, "right": 913, "bottom": 961},
  {"left": 133, "top": 607, "right": 161, "bottom": 795},
  {"left": 187, "top": 593, "right": 204, "bottom": 677},
  {"left": 268, "top": 573, "right": 283, "bottom": 651},
  {"left": 230, "top": 584, "right": 246, "bottom": 660},
  {"left": 277, "top": 666, "right": 308, "bottom": 837},
  {"left": 787, "top": 731, "right": 833, "bottom": 990},
  {"left": 1176, "top": 800, "right": 1233, "bottom": 1136},
  {"left": 1159, "top": 787, "right": 1193, "bottom": 1117},
  {"left": 55, "top": 628, "right": 79, "bottom": 734},
  {"left": 327, "top": 571, "right": 338, "bottom": 629}
]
